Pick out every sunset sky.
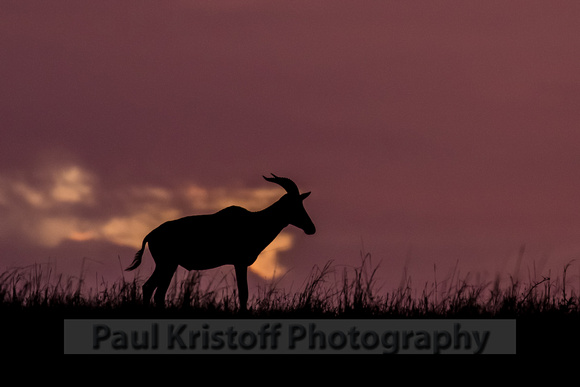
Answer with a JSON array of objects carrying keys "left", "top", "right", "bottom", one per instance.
[{"left": 2, "top": 1, "right": 580, "bottom": 294}]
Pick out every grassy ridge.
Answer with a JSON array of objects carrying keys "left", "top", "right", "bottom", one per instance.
[
  {"left": 2, "top": 255, "right": 579, "bottom": 356},
  {"left": 1, "top": 254, "right": 578, "bottom": 318}
]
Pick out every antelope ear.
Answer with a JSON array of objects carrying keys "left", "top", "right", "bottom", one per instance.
[{"left": 300, "top": 192, "right": 311, "bottom": 200}]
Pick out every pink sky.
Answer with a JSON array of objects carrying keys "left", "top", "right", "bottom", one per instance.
[{"left": 2, "top": 1, "right": 580, "bottom": 294}]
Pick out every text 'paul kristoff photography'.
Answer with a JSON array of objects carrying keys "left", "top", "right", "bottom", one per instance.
[{"left": 64, "top": 319, "right": 516, "bottom": 355}]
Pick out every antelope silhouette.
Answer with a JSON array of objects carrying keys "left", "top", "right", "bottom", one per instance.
[{"left": 126, "top": 174, "right": 315, "bottom": 310}]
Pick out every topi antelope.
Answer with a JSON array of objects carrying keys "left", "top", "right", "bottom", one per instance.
[{"left": 126, "top": 174, "right": 315, "bottom": 310}]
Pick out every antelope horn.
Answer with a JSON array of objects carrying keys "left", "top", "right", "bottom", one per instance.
[{"left": 263, "top": 173, "right": 300, "bottom": 196}]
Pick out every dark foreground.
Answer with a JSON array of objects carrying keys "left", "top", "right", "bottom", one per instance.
[{"left": 2, "top": 259, "right": 579, "bottom": 361}]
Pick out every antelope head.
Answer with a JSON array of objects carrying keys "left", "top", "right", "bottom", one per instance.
[{"left": 263, "top": 174, "right": 316, "bottom": 235}]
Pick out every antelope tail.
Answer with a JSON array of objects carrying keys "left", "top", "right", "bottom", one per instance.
[{"left": 125, "top": 234, "right": 150, "bottom": 271}]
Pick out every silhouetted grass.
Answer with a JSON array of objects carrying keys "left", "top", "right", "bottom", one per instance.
[
  {"left": 3, "top": 255, "right": 579, "bottom": 356},
  {"left": 1, "top": 253, "right": 578, "bottom": 318}
]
